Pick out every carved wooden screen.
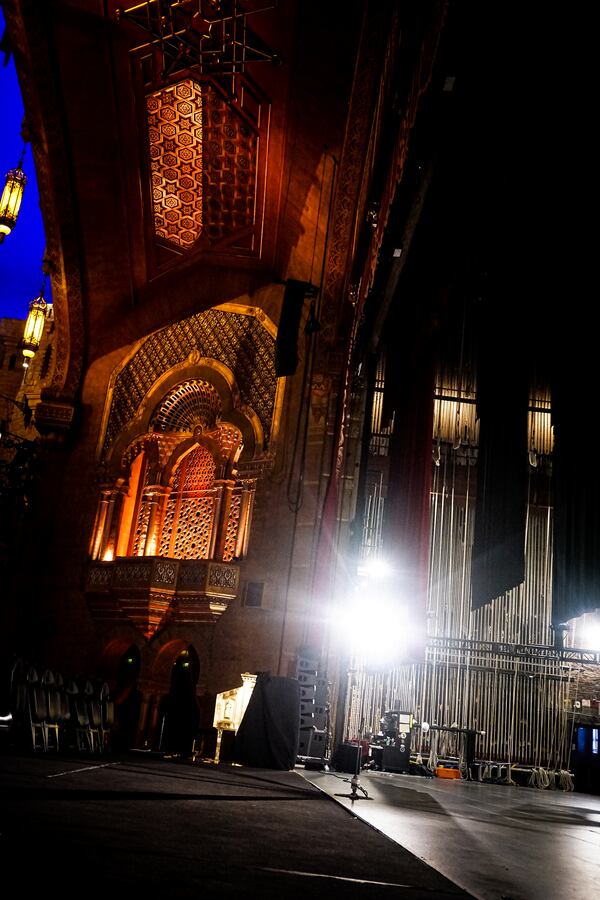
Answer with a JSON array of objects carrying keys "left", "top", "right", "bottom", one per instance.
[
  {"left": 222, "top": 488, "right": 242, "bottom": 562},
  {"left": 158, "top": 446, "right": 216, "bottom": 559}
]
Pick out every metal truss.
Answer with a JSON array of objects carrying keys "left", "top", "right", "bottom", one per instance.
[{"left": 427, "top": 635, "right": 600, "bottom": 666}]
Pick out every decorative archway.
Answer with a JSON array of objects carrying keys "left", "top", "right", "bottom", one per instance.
[{"left": 90, "top": 375, "right": 251, "bottom": 565}]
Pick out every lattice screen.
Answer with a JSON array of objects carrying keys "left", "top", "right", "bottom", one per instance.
[
  {"left": 145, "top": 79, "right": 257, "bottom": 250},
  {"left": 223, "top": 491, "right": 242, "bottom": 562},
  {"left": 170, "top": 496, "right": 215, "bottom": 559},
  {"left": 147, "top": 80, "right": 204, "bottom": 249},
  {"left": 152, "top": 380, "right": 221, "bottom": 433},
  {"left": 158, "top": 446, "right": 217, "bottom": 559}
]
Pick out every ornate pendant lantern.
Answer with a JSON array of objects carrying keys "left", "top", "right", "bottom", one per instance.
[
  {"left": 0, "top": 154, "right": 27, "bottom": 242},
  {"left": 21, "top": 292, "right": 47, "bottom": 367}
]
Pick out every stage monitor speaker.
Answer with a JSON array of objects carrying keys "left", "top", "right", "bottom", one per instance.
[{"left": 334, "top": 742, "right": 361, "bottom": 774}]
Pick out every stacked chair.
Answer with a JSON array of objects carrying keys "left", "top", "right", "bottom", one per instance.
[
  {"left": 40, "top": 669, "right": 66, "bottom": 751},
  {"left": 66, "top": 680, "right": 94, "bottom": 751},
  {"left": 27, "top": 667, "right": 47, "bottom": 751},
  {"left": 100, "top": 683, "right": 115, "bottom": 751},
  {"left": 6, "top": 659, "right": 115, "bottom": 754}
]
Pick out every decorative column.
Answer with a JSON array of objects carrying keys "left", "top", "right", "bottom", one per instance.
[
  {"left": 133, "top": 485, "right": 166, "bottom": 557},
  {"left": 90, "top": 486, "right": 126, "bottom": 561},
  {"left": 143, "top": 485, "right": 170, "bottom": 557},
  {"left": 89, "top": 488, "right": 112, "bottom": 559},
  {"left": 212, "top": 479, "right": 235, "bottom": 560},
  {"left": 235, "top": 480, "right": 256, "bottom": 559},
  {"left": 101, "top": 487, "right": 127, "bottom": 562}
]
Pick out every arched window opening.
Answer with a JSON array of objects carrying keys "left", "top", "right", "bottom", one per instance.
[
  {"left": 159, "top": 645, "right": 200, "bottom": 757},
  {"left": 112, "top": 644, "right": 142, "bottom": 752},
  {"left": 90, "top": 371, "right": 259, "bottom": 565}
]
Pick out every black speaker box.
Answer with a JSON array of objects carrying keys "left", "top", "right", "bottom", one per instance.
[{"left": 334, "top": 742, "right": 361, "bottom": 774}]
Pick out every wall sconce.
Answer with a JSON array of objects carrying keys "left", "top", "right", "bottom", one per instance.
[{"left": 0, "top": 149, "right": 27, "bottom": 243}]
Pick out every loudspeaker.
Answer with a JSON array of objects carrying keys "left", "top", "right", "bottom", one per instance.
[
  {"left": 334, "top": 742, "right": 361, "bottom": 774},
  {"left": 275, "top": 280, "right": 314, "bottom": 377}
]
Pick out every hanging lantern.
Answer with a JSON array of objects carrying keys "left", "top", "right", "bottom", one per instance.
[
  {"left": 0, "top": 164, "right": 27, "bottom": 242},
  {"left": 21, "top": 294, "right": 47, "bottom": 367}
]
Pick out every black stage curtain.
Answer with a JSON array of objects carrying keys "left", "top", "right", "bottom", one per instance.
[
  {"left": 233, "top": 673, "right": 300, "bottom": 769},
  {"left": 552, "top": 331, "right": 600, "bottom": 627},
  {"left": 471, "top": 303, "right": 528, "bottom": 610},
  {"left": 383, "top": 335, "right": 434, "bottom": 659}
]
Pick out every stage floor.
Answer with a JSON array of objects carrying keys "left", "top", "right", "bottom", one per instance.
[{"left": 301, "top": 768, "right": 600, "bottom": 900}]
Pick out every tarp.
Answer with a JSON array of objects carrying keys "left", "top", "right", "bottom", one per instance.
[{"left": 233, "top": 673, "right": 300, "bottom": 770}]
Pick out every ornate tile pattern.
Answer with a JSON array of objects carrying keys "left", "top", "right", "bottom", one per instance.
[
  {"left": 146, "top": 80, "right": 204, "bottom": 249},
  {"left": 159, "top": 446, "right": 216, "bottom": 560},
  {"left": 145, "top": 79, "right": 257, "bottom": 250},
  {"left": 103, "top": 309, "right": 277, "bottom": 459}
]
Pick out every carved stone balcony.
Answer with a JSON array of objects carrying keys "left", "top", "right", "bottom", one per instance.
[{"left": 86, "top": 556, "right": 240, "bottom": 639}]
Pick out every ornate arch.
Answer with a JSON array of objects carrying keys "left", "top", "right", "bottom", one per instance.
[
  {"left": 122, "top": 434, "right": 161, "bottom": 483},
  {"left": 99, "top": 305, "right": 280, "bottom": 466},
  {"left": 151, "top": 380, "right": 222, "bottom": 433}
]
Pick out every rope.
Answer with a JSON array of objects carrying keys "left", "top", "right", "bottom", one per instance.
[
  {"left": 557, "top": 769, "right": 575, "bottom": 791},
  {"left": 528, "top": 766, "right": 551, "bottom": 789},
  {"left": 427, "top": 730, "right": 438, "bottom": 771}
]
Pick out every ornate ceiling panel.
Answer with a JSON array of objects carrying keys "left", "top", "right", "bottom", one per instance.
[
  {"left": 203, "top": 86, "right": 257, "bottom": 243},
  {"left": 147, "top": 80, "right": 204, "bottom": 248},
  {"left": 144, "top": 76, "right": 261, "bottom": 256}
]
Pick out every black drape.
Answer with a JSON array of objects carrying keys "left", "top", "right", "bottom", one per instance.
[
  {"left": 551, "top": 323, "right": 600, "bottom": 627},
  {"left": 471, "top": 302, "right": 528, "bottom": 609},
  {"left": 233, "top": 673, "right": 300, "bottom": 769}
]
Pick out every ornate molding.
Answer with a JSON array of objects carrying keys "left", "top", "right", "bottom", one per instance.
[
  {"left": 34, "top": 399, "right": 76, "bottom": 437},
  {"left": 100, "top": 307, "right": 277, "bottom": 462},
  {"left": 207, "top": 560, "right": 239, "bottom": 593},
  {"left": 318, "top": 3, "right": 390, "bottom": 350}
]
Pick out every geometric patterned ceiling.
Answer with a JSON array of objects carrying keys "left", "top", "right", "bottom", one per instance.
[
  {"left": 147, "top": 81, "right": 204, "bottom": 248},
  {"left": 146, "top": 78, "right": 258, "bottom": 251}
]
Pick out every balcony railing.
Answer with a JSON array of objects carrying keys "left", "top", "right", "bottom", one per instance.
[{"left": 86, "top": 556, "right": 240, "bottom": 637}]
